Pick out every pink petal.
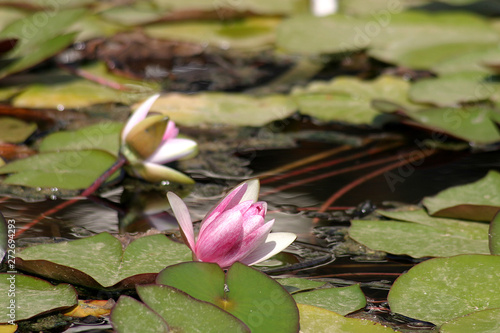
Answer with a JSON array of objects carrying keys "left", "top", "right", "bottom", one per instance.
[
  {"left": 216, "top": 220, "right": 274, "bottom": 268},
  {"left": 121, "top": 94, "right": 160, "bottom": 142},
  {"left": 198, "top": 183, "right": 248, "bottom": 235},
  {"left": 239, "top": 232, "right": 297, "bottom": 266},
  {"left": 241, "top": 215, "right": 265, "bottom": 236},
  {"left": 195, "top": 208, "right": 244, "bottom": 263},
  {"left": 163, "top": 120, "right": 179, "bottom": 141},
  {"left": 166, "top": 192, "right": 195, "bottom": 251},
  {"left": 147, "top": 138, "right": 197, "bottom": 164}
]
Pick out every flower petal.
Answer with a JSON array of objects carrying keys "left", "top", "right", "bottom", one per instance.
[
  {"left": 135, "top": 162, "right": 194, "bottom": 184},
  {"left": 121, "top": 94, "right": 160, "bottom": 142},
  {"left": 163, "top": 120, "right": 179, "bottom": 141},
  {"left": 147, "top": 138, "right": 198, "bottom": 164},
  {"left": 239, "top": 232, "right": 297, "bottom": 266},
  {"left": 195, "top": 208, "right": 244, "bottom": 263},
  {"left": 239, "top": 179, "right": 260, "bottom": 203},
  {"left": 217, "top": 220, "right": 274, "bottom": 268},
  {"left": 167, "top": 192, "right": 195, "bottom": 251}
]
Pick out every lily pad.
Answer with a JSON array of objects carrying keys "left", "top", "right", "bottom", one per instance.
[
  {"left": 490, "top": 213, "right": 500, "bottom": 255},
  {"left": 292, "top": 284, "right": 367, "bottom": 315},
  {"left": 16, "top": 232, "right": 192, "bottom": 289},
  {"left": 0, "top": 274, "right": 77, "bottom": 323},
  {"left": 39, "top": 122, "right": 123, "bottom": 156},
  {"left": 423, "top": 170, "right": 500, "bottom": 221},
  {"left": 0, "top": 117, "right": 37, "bottom": 143},
  {"left": 148, "top": 92, "right": 296, "bottom": 126},
  {"left": 349, "top": 209, "right": 489, "bottom": 258},
  {"left": 388, "top": 254, "right": 500, "bottom": 325},
  {"left": 277, "top": 277, "right": 327, "bottom": 293},
  {"left": 409, "top": 73, "right": 495, "bottom": 107},
  {"left": 136, "top": 284, "right": 250, "bottom": 332},
  {"left": 157, "top": 261, "right": 299, "bottom": 333},
  {"left": 155, "top": 0, "right": 306, "bottom": 15},
  {"left": 440, "top": 307, "right": 500, "bottom": 333},
  {"left": 402, "top": 107, "right": 500, "bottom": 145},
  {"left": 145, "top": 17, "right": 279, "bottom": 51},
  {"left": 298, "top": 303, "right": 396, "bottom": 333},
  {"left": 0, "top": 150, "right": 118, "bottom": 190},
  {"left": 112, "top": 296, "right": 169, "bottom": 333},
  {"left": 432, "top": 45, "right": 500, "bottom": 75},
  {"left": 291, "top": 75, "right": 414, "bottom": 125}
]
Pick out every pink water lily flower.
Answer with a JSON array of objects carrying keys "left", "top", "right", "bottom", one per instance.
[
  {"left": 167, "top": 179, "right": 297, "bottom": 268},
  {"left": 121, "top": 94, "right": 197, "bottom": 184}
]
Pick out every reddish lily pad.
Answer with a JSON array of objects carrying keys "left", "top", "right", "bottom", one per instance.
[
  {"left": 157, "top": 261, "right": 299, "bottom": 332},
  {"left": 423, "top": 170, "right": 500, "bottom": 221},
  {"left": 16, "top": 232, "right": 191, "bottom": 289},
  {"left": 388, "top": 254, "right": 500, "bottom": 325},
  {"left": 0, "top": 274, "right": 77, "bottom": 323}
]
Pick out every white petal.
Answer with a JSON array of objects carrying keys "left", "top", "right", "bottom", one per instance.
[
  {"left": 167, "top": 192, "right": 196, "bottom": 251},
  {"left": 147, "top": 138, "right": 198, "bottom": 164},
  {"left": 139, "top": 162, "right": 195, "bottom": 184},
  {"left": 239, "top": 179, "right": 260, "bottom": 204},
  {"left": 240, "top": 232, "right": 296, "bottom": 266},
  {"left": 121, "top": 94, "right": 160, "bottom": 142}
]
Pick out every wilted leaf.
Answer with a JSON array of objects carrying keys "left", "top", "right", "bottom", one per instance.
[
  {"left": 0, "top": 150, "right": 118, "bottom": 189},
  {"left": 298, "top": 303, "right": 396, "bottom": 333},
  {"left": 423, "top": 170, "right": 500, "bottom": 221},
  {"left": 388, "top": 254, "right": 500, "bottom": 325},
  {"left": 0, "top": 117, "right": 37, "bottom": 143},
  {"left": 63, "top": 300, "right": 113, "bottom": 318},
  {"left": 0, "top": 274, "right": 77, "bottom": 323},
  {"left": 16, "top": 232, "right": 191, "bottom": 289}
]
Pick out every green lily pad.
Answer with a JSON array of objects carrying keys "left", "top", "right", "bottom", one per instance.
[
  {"left": 277, "top": 277, "right": 327, "bottom": 294},
  {"left": 291, "top": 75, "right": 414, "bottom": 125},
  {"left": 136, "top": 284, "right": 250, "bottom": 332},
  {"left": 148, "top": 92, "right": 296, "bottom": 126},
  {"left": 0, "top": 274, "right": 77, "bottom": 323},
  {"left": 111, "top": 296, "right": 169, "bottom": 333},
  {"left": 157, "top": 262, "right": 300, "bottom": 333},
  {"left": 155, "top": 0, "right": 306, "bottom": 15},
  {"left": 423, "top": 170, "right": 500, "bottom": 221},
  {"left": 276, "top": 14, "right": 369, "bottom": 55},
  {"left": 409, "top": 73, "right": 495, "bottom": 107},
  {"left": 0, "top": 7, "right": 26, "bottom": 31},
  {"left": 145, "top": 17, "right": 279, "bottom": 51},
  {"left": 440, "top": 307, "right": 500, "bottom": 333},
  {"left": 368, "top": 11, "right": 500, "bottom": 69},
  {"left": 39, "top": 122, "right": 123, "bottom": 156},
  {"left": 349, "top": 209, "right": 489, "bottom": 258},
  {"left": 298, "top": 303, "right": 396, "bottom": 333},
  {"left": 0, "top": 117, "right": 37, "bottom": 143},
  {"left": 490, "top": 213, "right": 500, "bottom": 255},
  {"left": 432, "top": 45, "right": 500, "bottom": 75},
  {"left": 293, "top": 285, "right": 367, "bottom": 315},
  {"left": 16, "top": 232, "right": 192, "bottom": 289},
  {"left": 388, "top": 254, "right": 500, "bottom": 325},
  {"left": 0, "top": 150, "right": 118, "bottom": 190},
  {"left": 402, "top": 107, "right": 500, "bottom": 145}
]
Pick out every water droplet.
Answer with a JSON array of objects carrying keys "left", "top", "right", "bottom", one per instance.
[
  {"left": 49, "top": 194, "right": 58, "bottom": 200},
  {"left": 161, "top": 181, "right": 170, "bottom": 186},
  {"left": 57, "top": 104, "right": 65, "bottom": 111}
]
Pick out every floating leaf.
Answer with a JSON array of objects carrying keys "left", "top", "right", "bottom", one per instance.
[
  {"left": 148, "top": 92, "right": 296, "bottom": 126},
  {"left": 293, "top": 285, "right": 367, "bottom": 315},
  {"left": 423, "top": 170, "right": 500, "bottom": 221},
  {"left": 0, "top": 117, "right": 36, "bottom": 144},
  {"left": 111, "top": 296, "right": 169, "bottom": 333},
  {"left": 440, "top": 307, "right": 500, "bottom": 333},
  {"left": 0, "top": 150, "right": 118, "bottom": 190},
  {"left": 39, "top": 122, "right": 123, "bottom": 156},
  {"left": 409, "top": 73, "right": 495, "bottom": 107},
  {"left": 277, "top": 277, "right": 327, "bottom": 294},
  {"left": 292, "top": 76, "right": 414, "bottom": 125},
  {"left": 0, "top": 274, "right": 77, "bottom": 323},
  {"left": 402, "top": 107, "right": 500, "bottom": 145},
  {"left": 155, "top": 0, "right": 306, "bottom": 15},
  {"left": 145, "top": 17, "right": 279, "bottom": 51},
  {"left": 489, "top": 212, "right": 500, "bottom": 255},
  {"left": 16, "top": 232, "right": 191, "bottom": 289},
  {"left": 297, "top": 303, "right": 396, "bottom": 333},
  {"left": 63, "top": 300, "right": 113, "bottom": 318},
  {"left": 432, "top": 45, "right": 500, "bottom": 75},
  {"left": 157, "top": 262, "right": 300, "bottom": 333},
  {"left": 388, "top": 254, "right": 500, "bottom": 325},
  {"left": 349, "top": 209, "right": 489, "bottom": 258},
  {"left": 136, "top": 284, "right": 250, "bottom": 332}
]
